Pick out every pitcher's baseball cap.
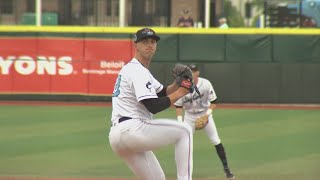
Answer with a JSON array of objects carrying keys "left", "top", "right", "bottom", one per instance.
[
  {"left": 133, "top": 27, "right": 160, "bottom": 43},
  {"left": 188, "top": 64, "right": 199, "bottom": 71}
]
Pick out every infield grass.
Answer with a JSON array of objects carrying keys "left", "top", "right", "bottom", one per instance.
[{"left": 0, "top": 104, "right": 319, "bottom": 180}]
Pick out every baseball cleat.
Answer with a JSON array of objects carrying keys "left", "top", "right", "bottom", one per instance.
[{"left": 224, "top": 168, "right": 235, "bottom": 179}]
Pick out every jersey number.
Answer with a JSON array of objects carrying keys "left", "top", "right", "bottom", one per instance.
[{"left": 112, "top": 75, "right": 122, "bottom": 97}]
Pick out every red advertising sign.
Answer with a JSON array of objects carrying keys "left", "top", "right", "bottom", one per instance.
[{"left": 0, "top": 37, "right": 133, "bottom": 95}]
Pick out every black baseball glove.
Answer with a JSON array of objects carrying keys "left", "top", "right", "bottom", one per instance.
[{"left": 172, "top": 63, "right": 194, "bottom": 92}]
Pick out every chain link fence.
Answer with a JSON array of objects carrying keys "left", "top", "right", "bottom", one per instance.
[
  {"left": 263, "top": 0, "right": 318, "bottom": 27},
  {"left": 0, "top": 0, "right": 170, "bottom": 26}
]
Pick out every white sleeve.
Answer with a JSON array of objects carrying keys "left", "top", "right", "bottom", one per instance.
[
  {"left": 208, "top": 82, "right": 217, "bottom": 102},
  {"left": 133, "top": 69, "right": 160, "bottom": 102},
  {"left": 152, "top": 76, "right": 163, "bottom": 93},
  {"left": 174, "top": 97, "right": 184, "bottom": 107}
]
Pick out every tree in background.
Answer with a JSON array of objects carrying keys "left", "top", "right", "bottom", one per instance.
[
  {"left": 223, "top": 0, "right": 245, "bottom": 27},
  {"left": 251, "top": 0, "right": 265, "bottom": 10},
  {"left": 250, "top": 0, "right": 265, "bottom": 27}
]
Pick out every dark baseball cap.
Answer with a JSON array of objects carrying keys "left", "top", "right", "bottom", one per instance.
[
  {"left": 188, "top": 64, "right": 199, "bottom": 71},
  {"left": 133, "top": 27, "right": 160, "bottom": 43}
]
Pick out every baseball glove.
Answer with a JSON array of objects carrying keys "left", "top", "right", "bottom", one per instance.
[
  {"left": 172, "top": 63, "right": 194, "bottom": 92},
  {"left": 195, "top": 115, "right": 209, "bottom": 130}
]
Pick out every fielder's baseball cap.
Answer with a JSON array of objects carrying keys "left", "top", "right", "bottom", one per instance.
[
  {"left": 188, "top": 64, "right": 199, "bottom": 71},
  {"left": 133, "top": 27, "right": 160, "bottom": 43}
]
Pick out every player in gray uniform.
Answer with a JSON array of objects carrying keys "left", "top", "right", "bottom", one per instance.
[
  {"left": 109, "top": 28, "right": 194, "bottom": 180},
  {"left": 174, "top": 64, "right": 235, "bottom": 180}
]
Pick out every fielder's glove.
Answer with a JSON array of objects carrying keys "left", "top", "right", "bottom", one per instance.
[
  {"left": 172, "top": 63, "right": 194, "bottom": 93},
  {"left": 195, "top": 115, "right": 209, "bottom": 130}
]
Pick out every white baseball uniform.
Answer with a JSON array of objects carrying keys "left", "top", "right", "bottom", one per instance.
[
  {"left": 109, "top": 58, "right": 193, "bottom": 180},
  {"left": 174, "top": 77, "right": 221, "bottom": 145}
]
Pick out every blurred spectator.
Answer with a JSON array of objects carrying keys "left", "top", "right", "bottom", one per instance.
[
  {"left": 72, "top": 11, "right": 83, "bottom": 25},
  {"left": 71, "top": 3, "right": 85, "bottom": 25},
  {"left": 177, "top": 9, "right": 194, "bottom": 27},
  {"left": 218, "top": 17, "right": 229, "bottom": 29},
  {"left": 302, "top": 17, "right": 316, "bottom": 28}
]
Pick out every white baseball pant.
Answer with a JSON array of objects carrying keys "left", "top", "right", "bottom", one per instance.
[
  {"left": 109, "top": 118, "right": 193, "bottom": 180},
  {"left": 184, "top": 111, "right": 221, "bottom": 145}
]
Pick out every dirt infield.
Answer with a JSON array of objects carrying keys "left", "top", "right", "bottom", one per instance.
[
  {"left": 218, "top": 103, "right": 320, "bottom": 110},
  {"left": 0, "top": 177, "right": 135, "bottom": 180},
  {"left": 0, "top": 101, "right": 111, "bottom": 107},
  {"left": 0, "top": 177, "right": 223, "bottom": 180},
  {"left": 1, "top": 100, "right": 320, "bottom": 110},
  {"left": 0, "top": 177, "right": 137, "bottom": 180}
]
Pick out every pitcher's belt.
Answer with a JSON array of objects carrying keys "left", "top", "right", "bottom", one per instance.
[
  {"left": 111, "top": 117, "right": 133, "bottom": 127},
  {"left": 119, "top": 116, "right": 132, "bottom": 123}
]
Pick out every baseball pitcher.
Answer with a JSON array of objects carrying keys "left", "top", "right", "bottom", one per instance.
[
  {"left": 174, "top": 64, "right": 235, "bottom": 180},
  {"left": 109, "top": 27, "right": 195, "bottom": 180}
]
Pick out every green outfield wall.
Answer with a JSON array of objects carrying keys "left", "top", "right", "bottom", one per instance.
[{"left": 0, "top": 26, "right": 319, "bottom": 103}]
